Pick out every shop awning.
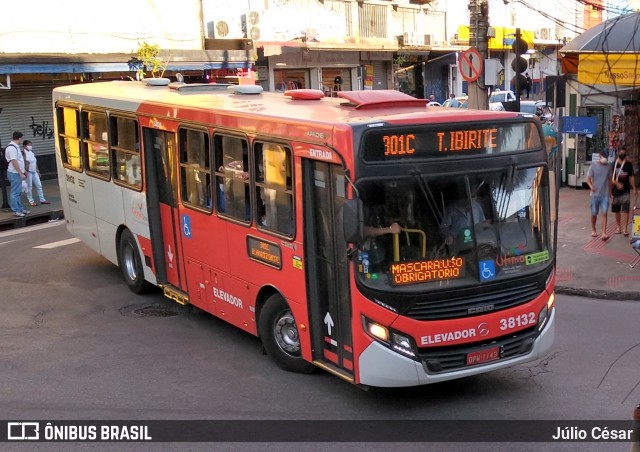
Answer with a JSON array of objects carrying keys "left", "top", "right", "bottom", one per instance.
[
  {"left": 0, "top": 49, "right": 253, "bottom": 74},
  {"left": 560, "top": 12, "right": 640, "bottom": 84},
  {"left": 260, "top": 41, "right": 430, "bottom": 57}
]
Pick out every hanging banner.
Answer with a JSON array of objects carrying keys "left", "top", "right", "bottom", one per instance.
[{"left": 578, "top": 54, "right": 640, "bottom": 85}]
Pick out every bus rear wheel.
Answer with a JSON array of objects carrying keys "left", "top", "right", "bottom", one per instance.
[
  {"left": 259, "top": 294, "right": 316, "bottom": 374},
  {"left": 118, "top": 229, "right": 150, "bottom": 294}
]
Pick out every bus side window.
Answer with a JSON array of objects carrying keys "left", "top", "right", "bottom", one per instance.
[
  {"left": 56, "top": 106, "right": 82, "bottom": 171},
  {"left": 214, "top": 135, "right": 250, "bottom": 222},
  {"left": 179, "top": 128, "right": 211, "bottom": 211},
  {"left": 82, "top": 110, "right": 110, "bottom": 179},
  {"left": 254, "top": 142, "right": 294, "bottom": 236},
  {"left": 110, "top": 116, "right": 141, "bottom": 188}
]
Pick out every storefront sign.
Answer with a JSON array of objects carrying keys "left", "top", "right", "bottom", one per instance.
[{"left": 578, "top": 54, "right": 640, "bottom": 85}]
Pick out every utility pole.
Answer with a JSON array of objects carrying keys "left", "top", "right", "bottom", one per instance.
[{"left": 468, "top": 0, "right": 489, "bottom": 110}]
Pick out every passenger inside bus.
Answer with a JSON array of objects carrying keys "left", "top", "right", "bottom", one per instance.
[
  {"left": 361, "top": 202, "right": 399, "bottom": 273},
  {"left": 439, "top": 184, "right": 491, "bottom": 255},
  {"left": 215, "top": 136, "right": 250, "bottom": 220},
  {"left": 256, "top": 143, "right": 294, "bottom": 235}
]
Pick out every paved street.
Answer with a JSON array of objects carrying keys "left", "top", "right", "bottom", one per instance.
[{"left": 0, "top": 222, "right": 639, "bottom": 451}]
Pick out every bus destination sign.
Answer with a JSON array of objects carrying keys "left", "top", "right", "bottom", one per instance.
[
  {"left": 381, "top": 130, "right": 497, "bottom": 157},
  {"left": 362, "top": 122, "right": 541, "bottom": 162},
  {"left": 247, "top": 236, "right": 282, "bottom": 269}
]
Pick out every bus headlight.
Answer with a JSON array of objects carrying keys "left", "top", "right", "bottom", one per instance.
[
  {"left": 537, "top": 292, "right": 554, "bottom": 331},
  {"left": 391, "top": 332, "right": 415, "bottom": 357},
  {"left": 363, "top": 317, "right": 415, "bottom": 358},
  {"left": 364, "top": 319, "right": 389, "bottom": 342},
  {"left": 537, "top": 306, "right": 548, "bottom": 331}
]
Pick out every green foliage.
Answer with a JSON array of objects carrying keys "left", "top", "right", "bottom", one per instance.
[
  {"left": 136, "top": 42, "right": 165, "bottom": 79},
  {"left": 394, "top": 53, "right": 407, "bottom": 66}
]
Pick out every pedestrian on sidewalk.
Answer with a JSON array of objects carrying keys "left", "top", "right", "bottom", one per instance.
[
  {"left": 611, "top": 146, "right": 637, "bottom": 236},
  {"left": 22, "top": 140, "right": 49, "bottom": 206},
  {"left": 525, "top": 73, "right": 532, "bottom": 99},
  {"left": 587, "top": 153, "right": 612, "bottom": 240},
  {"left": 5, "top": 131, "right": 29, "bottom": 217}
]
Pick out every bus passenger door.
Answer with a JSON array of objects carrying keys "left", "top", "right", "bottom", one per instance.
[
  {"left": 302, "top": 160, "right": 354, "bottom": 378},
  {"left": 143, "top": 127, "right": 182, "bottom": 289}
]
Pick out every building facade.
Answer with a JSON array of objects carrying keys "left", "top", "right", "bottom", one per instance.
[
  {"left": 1, "top": 0, "right": 575, "bottom": 177},
  {"left": 0, "top": 0, "right": 252, "bottom": 177}
]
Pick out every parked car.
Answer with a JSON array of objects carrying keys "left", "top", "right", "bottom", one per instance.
[
  {"left": 489, "top": 90, "right": 516, "bottom": 111},
  {"left": 427, "top": 101, "right": 442, "bottom": 107},
  {"left": 519, "top": 100, "right": 544, "bottom": 115},
  {"left": 520, "top": 100, "right": 554, "bottom": 123}
]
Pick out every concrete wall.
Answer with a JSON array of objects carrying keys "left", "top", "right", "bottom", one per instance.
[{"left": 1, "top": 0, "right": 204, "bottom": 54}]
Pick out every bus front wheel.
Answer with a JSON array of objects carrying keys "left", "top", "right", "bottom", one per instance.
[
  {"left": 258, "top": 294, "right": 316, "bottom": 374},
  {"left": 118, "top": 229, "right": 150, "bottom": 294}
]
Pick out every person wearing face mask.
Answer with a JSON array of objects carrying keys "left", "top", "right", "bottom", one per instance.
[
  {"left": 22, "top": 140, "right": 49, "bottom": 206},
  {"left": 611, "top": 146, "right": 637, "bottom": 236},
  {"left": 586, "top": 153, "right": 612, "bottom": 239}
]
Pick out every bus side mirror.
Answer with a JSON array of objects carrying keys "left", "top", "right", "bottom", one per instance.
[{"left": 343, "top": 199, "right": 364, "bottom": 244}]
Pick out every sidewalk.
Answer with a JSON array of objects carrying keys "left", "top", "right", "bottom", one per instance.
[
  {"left": 555, "top": 186, "right": 640, "bottom": 300},
  {"left": 0, "top": 178, "right": 63, "bottom": 231},
  {"left": 2, "top": 179, "right": 639, "bottom": 299}
]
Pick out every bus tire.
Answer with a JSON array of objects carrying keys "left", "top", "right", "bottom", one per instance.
[
  {"left": 118, "top": 229, "right": 150, "bottom": 294},
  {"left": 258, "top": 294, "right": 316, "bottom": 374}
]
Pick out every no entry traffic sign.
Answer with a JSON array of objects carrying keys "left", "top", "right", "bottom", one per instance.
[{"left": 459, "top": 48, "right": 483, "bottom": 82}]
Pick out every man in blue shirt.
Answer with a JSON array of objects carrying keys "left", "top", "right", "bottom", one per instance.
[
  {"left": 5, "top": 131, "right": 29, "bottom": 217},
  {"left": 448, "top": 93, "right": 460, "bottom": 108}
]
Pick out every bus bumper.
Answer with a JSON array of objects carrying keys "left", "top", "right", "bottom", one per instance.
[{"left": 358, "top": 307, "right": 556, "bottom": 388}]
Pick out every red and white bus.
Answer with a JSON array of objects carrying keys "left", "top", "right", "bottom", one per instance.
[{"left": 53, "top": 81, "right": 556, "bottom": 387}]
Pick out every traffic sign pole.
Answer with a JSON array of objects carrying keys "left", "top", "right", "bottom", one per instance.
[{"left": 467, "top": 0, "right": 489, "bottom": 110}]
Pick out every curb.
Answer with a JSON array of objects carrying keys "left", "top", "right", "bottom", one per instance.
[
  {"left": 0, "top": 209, "right": 64, "bottom": 232},
  {"left": 556, "top": 285, "right": 640, "bottom": 301}
]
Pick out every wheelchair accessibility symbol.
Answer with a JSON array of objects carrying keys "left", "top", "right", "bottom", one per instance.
[
  {"left": 182, "top": 214, "right": 192, "bottom": 239},
  {"left": 479, "top": 260, "right": 496, "bottom": 281}
]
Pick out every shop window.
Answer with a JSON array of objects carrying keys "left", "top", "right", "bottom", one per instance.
[
  {"left": 274, "top": 69, "right": 308, "bottom": 92},
  {"left": 322, "top": 70, "right": 350, "bottom": 97},
  {"left": 584, "top": 106, "right": 611, "bottom": 162}
]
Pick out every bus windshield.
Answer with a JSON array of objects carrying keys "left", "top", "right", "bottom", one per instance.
[{"left": 355, "top": 165, "right": 551, "bottom": 290}]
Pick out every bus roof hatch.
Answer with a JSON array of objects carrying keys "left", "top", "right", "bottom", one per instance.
[{"left": 337, "top": 90, "right": 428, "bottom": 110}]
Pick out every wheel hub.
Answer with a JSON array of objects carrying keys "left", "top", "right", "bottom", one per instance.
[{"left": 274, "top": 312, "right": 300, "bottom": 354}]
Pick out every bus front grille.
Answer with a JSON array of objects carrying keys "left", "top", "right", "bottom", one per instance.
[
  {"left": 419, "top": 328, "right": 538, "bottom": 373},
  {"left": 404, "top": 282, "right": 540, "bottom": 320}
]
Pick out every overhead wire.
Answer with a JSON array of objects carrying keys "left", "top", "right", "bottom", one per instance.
[{"left": 513, "top": 0, "right": 585, "bottom": 35}]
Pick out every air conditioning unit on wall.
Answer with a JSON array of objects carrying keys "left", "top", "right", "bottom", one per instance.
[
  {"left": 242, "top": 11, "right": 262, "bottom": 41},
  {"left": 207, "top": 19, "right": 242, "bottom": 39}
]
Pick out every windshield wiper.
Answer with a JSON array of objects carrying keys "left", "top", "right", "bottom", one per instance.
[{"left": 410, "top": 169, "right": 443, "bottom": 224}]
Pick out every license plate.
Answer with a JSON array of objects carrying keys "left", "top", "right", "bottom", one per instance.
[{"left": 466, "top": 346, "right": 500, "bottom": 366}]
